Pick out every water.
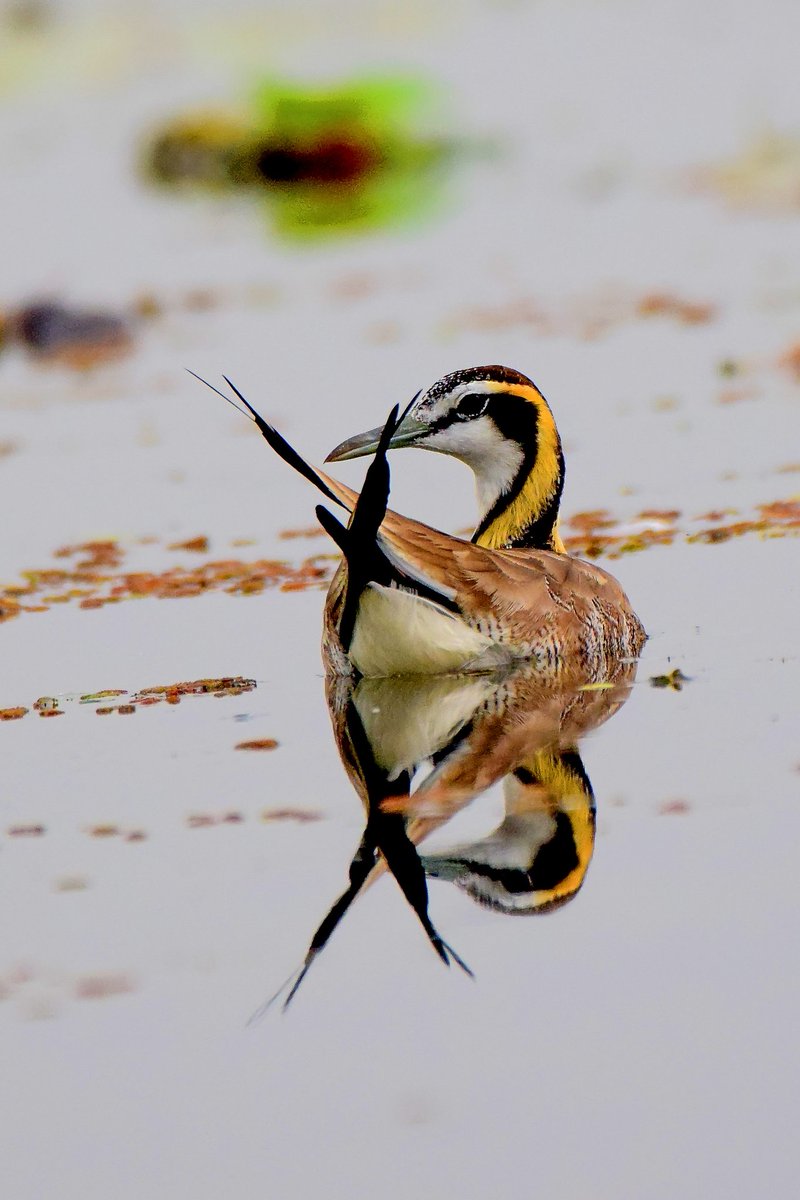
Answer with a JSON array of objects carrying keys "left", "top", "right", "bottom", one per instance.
[{"left": 2, "top": 2, "right": 799, "bottom": 1197}]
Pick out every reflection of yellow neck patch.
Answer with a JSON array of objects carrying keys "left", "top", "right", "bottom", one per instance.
[
  {"left": 510, "top": 747, "right": 595, "bottom": 908},
  {"left": 476, "top": 382, "right": 565, "bottom": 553}
]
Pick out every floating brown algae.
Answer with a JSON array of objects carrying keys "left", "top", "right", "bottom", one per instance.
[
  {"left": 0, "top": 707, "right": 28, "bottom": 721},
  {"left": 1, "top": 676, "right": 256, "bottom": 723},
  {"left": 167, "top": 536, "right": 210, "bottom": 553},
  {"left": 187, "top": 812, "right": 245, "bottom": 829},
  {"left": 1, "top": 538, "right": 333, "bottom": 620},
  {"left": 261, "top": 808, "right": 323, "bottom": 824},
  {"left": 75, "top": 973, "right": 135, "bottom": 1000},
  {"left": 1, "top": 499, "right": 798, "bottom": 632},
  {"left": 440, "top": 286, "right": 717, "bottom": 342},
  {"left": 658, "top": 800, "right": 692, "bottom": 815},
  {"left": 137, "top": 677, "right": 256, "bottom": 700},
  {"left": 563, "top": 496, "right": 800, "bottom": 559},
  {"left": 279, "top": 526, "right": 326, "bottom": 540},
  {"left": 635, "top": 293, "right": 716, "bottom": 325},
  {"left": 0, "top": 597, "right": 21, "bottom": 623},
  {"left": 779, "top": 341, "right": 800, "bottom": 380}
]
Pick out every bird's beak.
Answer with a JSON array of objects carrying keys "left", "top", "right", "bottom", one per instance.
[{"left": 325, "top": 411, "right": 429, "bottom": 463}]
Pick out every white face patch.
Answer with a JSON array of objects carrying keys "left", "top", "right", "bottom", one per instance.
[{"left": 421, "top": 413, "right": 525, "bottom": 515}]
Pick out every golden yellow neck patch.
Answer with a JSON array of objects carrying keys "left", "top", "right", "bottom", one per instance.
[{"left": 475, "top": 382, "right": 565, "bottom": 552}]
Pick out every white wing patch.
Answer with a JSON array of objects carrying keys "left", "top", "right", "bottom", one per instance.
[
  {"left": 353, "top": 673, "right": 497, "bottom": 778},
  {"left": 349, "top": 584, "right": 495, "bottom": 678},
  {"left": 376, "top": 532, "right": 458, "bottom": 603}
]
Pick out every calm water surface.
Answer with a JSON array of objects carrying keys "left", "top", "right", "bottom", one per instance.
[{"left": 1, "top": 2, "right": 799, "bottom": 1198}]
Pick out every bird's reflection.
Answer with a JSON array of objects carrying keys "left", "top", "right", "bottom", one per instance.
[{"left": 263, "top": 656, "right": 638, "bottom": 1012}]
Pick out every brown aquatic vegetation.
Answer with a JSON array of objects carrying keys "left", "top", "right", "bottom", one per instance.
[
  {"left": 0, "top": 597, "right": 21, "bottom": 623},
  {"left": 779, "top": 341, "right": 800, "bottom": 381},
  {"left": 136, "top": 677, "right": 256, "bottom": 702},
  {"left": 262, "top": 808, "right": 324, "bottom": 823},
  {"left": 1, "top": 498, "right": 798, "bottom": 634},
  {"left": 187, "top": 812, "right": 245, "bottom": 828},
  {"left": 563, "top": 497, "right": 800, "bottom": 559},
  {"left": 1, "top": 676, "right": 256, "bottom": 722},
  {"left": 658, "top": 799, "right": 692, "bottom": 815},
  {"left": 0, "top": 537, "right": 332, "bottom": 619},
  {"left": 167, "top": 536, "right": 210, "bottom": 553},
  {"left": 84, "top": 825, "right": 146, "bottom": 842},
  {"left": 279, "top": 526, "right": 326, "bottom": 540},
  {"left": 440, "top": 287, "right": 716, "bottom": 341},
  {"left": 75, "top": 973, "right": 135, "bottom": 1000},
  {"left": 635, "top": 293, "right": 715, "bottom": 325}
]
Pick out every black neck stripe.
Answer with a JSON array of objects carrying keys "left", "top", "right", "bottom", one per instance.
[
  {"left": 500, "top": 463, "right": 565, "bottom": 550},
  {"left": 471, "top": 394, "right": 541, "bottom": 544}
]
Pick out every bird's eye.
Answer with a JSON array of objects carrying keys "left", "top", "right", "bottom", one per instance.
[{"left": 455, "top": 394, "right": 489, "bottom": 420}]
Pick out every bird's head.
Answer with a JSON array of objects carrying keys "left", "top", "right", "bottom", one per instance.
[{"left": 326, "top": 365, "right": 566, "bottom": 552}]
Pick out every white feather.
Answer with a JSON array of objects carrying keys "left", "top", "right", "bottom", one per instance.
[
  {"left": 349, "top": 584, "right": 495, "bottom": 678},
  {"left": 424, "top": 416, "right": 523, "bottom": 516},
  {"left": 353, "top": 674, "right": 497, "bottom": 778}
]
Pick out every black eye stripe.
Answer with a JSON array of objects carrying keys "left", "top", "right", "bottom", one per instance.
[
  {"left": 426, "top": 389, "right": 534, "bottom": 433},
  {"left": 427, "top": 392, "right": 494, "bottom": 431}
]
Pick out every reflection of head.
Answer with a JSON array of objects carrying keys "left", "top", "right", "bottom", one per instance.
[{"left": 421, "top": 749, "right": 596, "bottom": 915}]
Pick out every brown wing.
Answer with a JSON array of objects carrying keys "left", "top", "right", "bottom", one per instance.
[{"left": 316, "top": 466, "right": 644, "bottom": 659}]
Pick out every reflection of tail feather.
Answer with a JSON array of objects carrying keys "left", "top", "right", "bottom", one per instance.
[
  {"left": 248, "top": 824, "right": 381, "bottom": 1019},
  {"left": 250, "top": 693, "right": 472, "bottom": 1016},
  {"left": 250, "top": 811, "right": 471, "bottom": 1017}
]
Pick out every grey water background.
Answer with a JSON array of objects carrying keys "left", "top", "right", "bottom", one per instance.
[{"left": 1, "top": 1, "right": 799, "bottom": 1197}]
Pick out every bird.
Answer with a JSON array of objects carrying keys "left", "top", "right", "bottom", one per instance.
[
  {"left": 198, "top": 365, "right": 645, "bottom": 679},
  {"left": 332, "top": 653, "right": 639, "bottom": 915},
  {"left": 261, "top": 650, "right": 638, "bottom": 1010}
]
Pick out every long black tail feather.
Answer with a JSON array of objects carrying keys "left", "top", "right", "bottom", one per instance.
[
  {"left": 193, "top": 372, "right": 460, "bottom": 638},
  {"left": 188, "top": 371, "right": 345, "bottom": 509},
  {"left": 316, "top": 403, "right": 401, "bottom": 651}
]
